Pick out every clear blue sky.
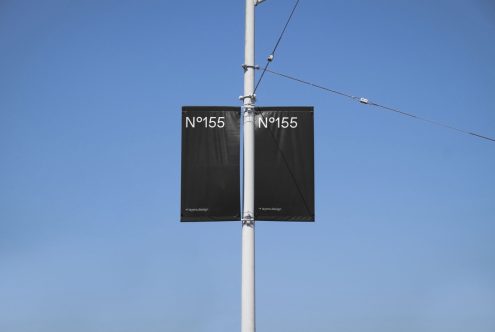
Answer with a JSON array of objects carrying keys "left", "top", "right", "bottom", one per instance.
[{"left": 1, "top": 1, "right": 494, "bottom": 331}]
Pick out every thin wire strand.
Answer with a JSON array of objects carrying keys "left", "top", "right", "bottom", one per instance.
[
  {"left": 254, "top": 0, "right": 300, "bottom": 94},
  {"left": 262, "top": 67, "right": 495, "bottom": 143}
]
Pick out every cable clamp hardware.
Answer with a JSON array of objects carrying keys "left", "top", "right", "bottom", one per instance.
[
  {"left": 242, "top": 105, "right": 255, "bottom": 113},
  {"left": 242, "top": 64, "right": 260, "bottom": 71},
  {"left": 359, "top": 97, "right": 369, "bottom": 104},
  {"left": 255, "top": 0, "right": 267, "bottom": 6},
  {"left": 239, "top": 94, "right": 256, "bottom": 102},
  {"left": 242, "top": 214, "right": 254, "bottom": 224}
]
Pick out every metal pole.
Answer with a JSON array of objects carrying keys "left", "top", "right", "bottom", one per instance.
[{"left": 242, "top": 0, "right": 255, "bottom": 331}]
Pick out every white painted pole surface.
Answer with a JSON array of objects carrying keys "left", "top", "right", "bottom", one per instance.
[{"left": 242, "top": 0, "right": 255, "bottom": 331}]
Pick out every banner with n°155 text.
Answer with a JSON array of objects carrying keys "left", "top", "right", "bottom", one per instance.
[
  {"left": 254, "top": 107, "right": 314, "bottom": 221},
  {"left": 181, "top": 106, "right": 241, "bottom": 221}
]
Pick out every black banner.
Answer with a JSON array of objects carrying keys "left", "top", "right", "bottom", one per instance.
[
  {"left": 181, "top": 106, "right": 241, "bottom": 221},
  {"left": 254, "top": 107, "right": 314, "bottom": 221}
]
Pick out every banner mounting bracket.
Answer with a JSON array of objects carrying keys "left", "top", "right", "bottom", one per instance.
[
  {"left": 242, "top": 214, "right": 254, "bottom": 225},
  {"left": 239, "top": 94, "right": 256, "bottom": 103}
]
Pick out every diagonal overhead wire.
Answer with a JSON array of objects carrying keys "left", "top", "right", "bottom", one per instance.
[
  {"left": 254, "top": 0, "right": 300, "bottom": 94},
  {"left": 261, "top": 67, "right": 495, "bottom": 143},
  {"left": 250, "top": 0, "right": 493, "bottom": 143}
]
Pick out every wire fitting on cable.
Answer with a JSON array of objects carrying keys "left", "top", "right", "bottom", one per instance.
[
  {"left": 267, "top": 54, "right": 274, "bottom": 62},
  {"left": 254, "top": 0, "right": 267, "bottom": 6},
  {"left": 242, "top": 64, "right": 260, "bottom": 72},
  {"left": 359, "top": 97, "right": 369, "bottom": 104}
]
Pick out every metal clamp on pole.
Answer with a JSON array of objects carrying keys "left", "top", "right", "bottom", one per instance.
[
  {"left": 254, "top": 0, "right": 267, "bottom": 6},
  {"left": 242, "top": 105, "right": 255, "bottom": 113},
  {"left": 242, "top": 64, "right": 260, "bottom": 72},
  {"left": 242, "top": 214, "right": 254, "bottom": 225},
  {"left": 239, "top": 94, "right": 256, "bottom": 103}
]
